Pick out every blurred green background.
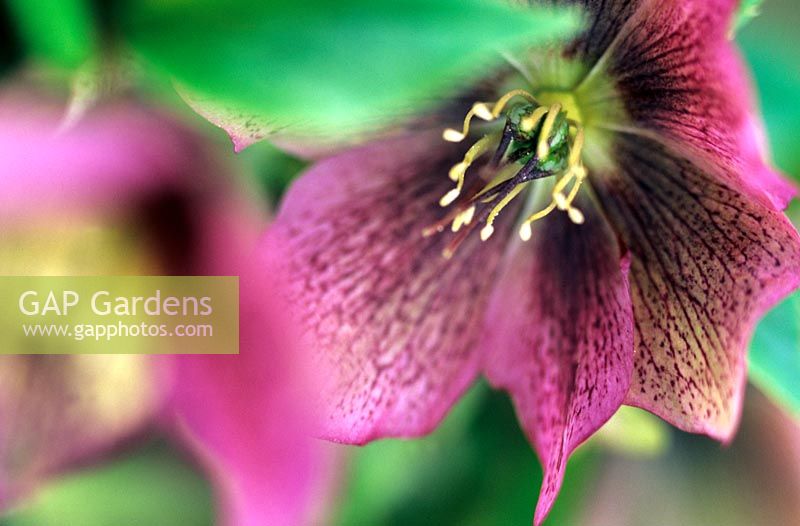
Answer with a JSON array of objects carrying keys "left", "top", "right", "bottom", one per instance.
[{"left": 0, "top": 0, "right": 799, "bottom": 525}]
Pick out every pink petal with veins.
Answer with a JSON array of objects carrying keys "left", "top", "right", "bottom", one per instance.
[
  {"left": 593, "top": 135, "right": 800, "bottom": 441},
  {"left": 262, "top": 133, "right": 515, "bottom": 444},
  {"left": 481, "top": 196, "right": 633, "bottom": 525}
]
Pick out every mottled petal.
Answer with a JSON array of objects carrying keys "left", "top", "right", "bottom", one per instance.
[
  {"left": 607, "top": 0, "right": 794, "bottom": 207},
  {"left": 592, "top": 134, "right": 800, "bottom": 440},
  {"left": 263, "top": 133, "right": 514, "bottom": 443},
  {"left": 480, "top": 196, "right": 633, "bottom": 525}
]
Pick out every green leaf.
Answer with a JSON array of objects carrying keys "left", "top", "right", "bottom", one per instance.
[
  {"left": 121, "top": 0, "right": 579, "bottom": 139},
  {"left": 732, "top": 0, "right": 763, "bottom": 35},
  {"left": 6, "top": 0, "right": 96, "bottom": 68},
  {"left": 749, "top": 291, "right": 800, "bottom": 417},
  {"left": 1, "top": 441, "right": 215, "bottom": 526}
]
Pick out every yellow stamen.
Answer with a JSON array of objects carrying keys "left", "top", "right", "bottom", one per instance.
[
  {"left": 536, "top": 103, "right": 562, "bottom": 159},
  {"left": 571, "top": 163, "right": 588, "bottom": 180},
  {"left": 472, "top": 103, "right": 495, "bottom": 121},
  {"left": 463, "top": 133, "right": 500, "bottom": 165},
  {"left": 519, "top": 222, "right": 533, "bottom": 242},
  {"left": 443, "top": 102, "right": 494, "bottom": 143},
  {"left": 449, "top": 162, "right": 467, "bottom": 182},
  {"left": 519, "top": 201, "right": 558, "bottom": 240},
  {"left": 481, "top": 182, "right": 529, "bottom": 241},
  {"left": 435, "top": 91, "right": 593, "bottom": 253},
  {"left": 438, "top": 133, "right": 500, "bottom": 207},
  {"left": 518, "top": 163, "right": 588, "bottom": 240},
  {"left": 552, "top": 168, "right": 576, "bottom": 197},
  {"left": 489, "top": 89, "right": 538, "bottom": 118},
  {"left": 461, "top": 205, "right": 476, "bottom": 225},
  {"left": 451, "top": 205, "right": 476, "bottom": 232},
  {"left": 519, "top": 106, "right": 549, "bottom": 134},
  {"left": 568, "top": 125, "right": 585, "bottom": 167},
  {"left": 553, "top": 191, "right": 569, "bottom": 210},
  {"left": 439, "top": 188, "right": 461, "bottom": 207},
  {"left": 560, "top": 168, "right": 585, "bottom": 208},
  {"left": 567, "top": 207, "right": 585, "bottom": 224}
]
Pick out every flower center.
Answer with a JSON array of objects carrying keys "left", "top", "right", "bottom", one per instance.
[{"left": 425, "top": 88, "right": 589, "bottom": 258}]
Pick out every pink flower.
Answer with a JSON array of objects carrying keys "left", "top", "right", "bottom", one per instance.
[
  {"left": 0, "top": 83, "right": 325, "bottom": 525},
  {"left": 259, "top": 1, "right": 800, "bottom": 523}
]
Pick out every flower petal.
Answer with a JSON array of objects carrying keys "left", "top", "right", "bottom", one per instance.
[
  {"left": 548, "top": 0, "right": 646, "bottom": 64},
  {"left": 149, "top": 162, "right": 327, "bottom": 525},
  {"left": 0, "top": 89, "right": 201, "bottom": 508},
  {"left": 607, "top": 0, "right": 794, "bottom": 207},
  {"left": 480, "top": 196, "right": 633, "bottom": 525},
  {"left": 262, "top": 133, "right": 515, "bottom": 444},
  {"left": 0, "top": 88, "right": 196, "bottom": 218},
  {"left": 591, "top": 133, "right": 800, "bottom": 441},
  {"left": 0, "top": 355, "right": 164, "bottom": 508},
  {"left": 170, "top": 271, "right": 324, "bottom": 526}
]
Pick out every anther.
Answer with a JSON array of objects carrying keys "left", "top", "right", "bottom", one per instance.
[
  {"left": 567, "top": 207, "right": 585, "bottom": 224},
  {"left": 461, "top": 205, "right": 475, "bottom": 225},
  {"left": 443, "top": 129, "right": 466, "bottom": 142},
  {"left": 443, "top": 102, "right": 495, "bottom": 143},
  {"left": 473, "top": 103, "right": 494, "bottom": 121},
  {"left": 450, "top": 206, "right": 475, "bottom": 233},
  {"left": 554, "top": 192, "right": 569, "bottom": 210},
  {"left": 438, "top": 133, "right": 501, "bottom": 207},
  {"left": 439, "top": 189, "right": 461, "bottom": 207},
  {"left": 519, "top": 201, "right": 557, "bottom": 239},
  {"left": 519, "top": 222, "right": 533, "bottom": 242}
]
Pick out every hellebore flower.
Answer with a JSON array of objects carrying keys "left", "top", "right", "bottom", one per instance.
[
  {"left": 0, "top": 85, "right": 193, "bottom": 507},
  {"left": 0, "top": 83, "right": 326, "bottom": 525},
  {"left": 257, "top": 1, "right": 800, "bottom": 522}
]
